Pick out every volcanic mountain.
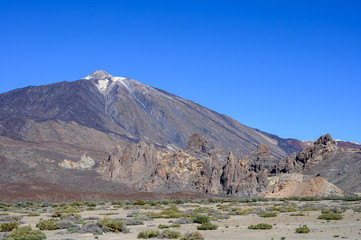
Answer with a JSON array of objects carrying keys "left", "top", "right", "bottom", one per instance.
[
  {"left": 0, "top": 70, "right": 298, "bottom": 157},
  {"left": 0, "top": 70, "right": 358, "bottom": 201}
]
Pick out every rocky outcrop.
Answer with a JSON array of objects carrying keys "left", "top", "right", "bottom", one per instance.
[
  {"left": 274, "top": 134, "right": 340, "bottom": 174},
  {"left": 247, "top": 144, "right": 279, "bottom": 173},
  {"left": 100, "top": 134, "right": 270, "bottom": 196},
  {"left": 265, "top": 173, "right": 343, "bottom": 198},
  {"left": 59, "top": 153, "right": 95, "bottom": 169},
  {"left": 100, "top": 141, "right": 159, "bottom": 185},
  {"left": 221, "top": 152, "right": 268, "bottom": 196}
]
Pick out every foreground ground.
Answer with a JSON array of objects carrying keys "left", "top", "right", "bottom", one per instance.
[{"left": 1, "top": 198, "right": 361, "bottom": 240}]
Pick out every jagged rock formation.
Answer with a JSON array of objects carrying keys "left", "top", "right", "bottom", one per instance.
[
  {"left": 271, "top": 133, "right": 361, "bottom": 195},
  {"left": 274, "top": 134, "right": 340, "bottom": 174},
  {"left": 59, "top": 153, "right": 95, "bottom": 169},
  {"left": 101, "top": 134, "right": 271, "bottom": 197},
  {"left": 101, "top": 141, "right": 158, "bottom": 185},
  {"left": 265, "top": 173, "right": 343, "bottom": 198},
  {"left": 221, "top": 152, "right": 269, "bottom": 196}
]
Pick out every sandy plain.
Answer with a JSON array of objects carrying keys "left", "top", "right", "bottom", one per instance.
[{"left": 1, "top": 199, "right": 361, "bottom": 240}]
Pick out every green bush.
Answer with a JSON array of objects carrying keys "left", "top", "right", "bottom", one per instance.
[
  {"left": 133, "top": 200, "right": 147, "bottom": 205},
  {"left": 98, "top": 217, "right": 125, "bottom": 232},
  {"left": 0, "top": 222, "right": 18, "bottom": 232},
  {"left": 70, "top": 201, "right": 82, "bottom": 207},
  {"left": 8, "top": 226, "right": 46, "bottom": 240},
  {"left": 158, "top": 224, "right": 181, "bottom": 229},
  {"left": 87, "top": 201, "right": 97, "bottom": 207},
  {"left": 28, "top": 212, "right": 40, "bottom": 217},
  {"left": 197, "top": 223, "right": 218, "bottom": 230},
  {"left": 180, "top": 231, "right": 204, "bottom": 240},
  {"left": 296, "top": 225, "right": 310, "bottom": 233},
  {"left": 257, "top": 212, "right": 277, "bottom": 218},
  {"left": 36, "top": 219, "right": 59, "bottom": 230},
  {"left": 248, "top": 223, "right": 273, "bottom": 230},
  {"left": 161, "top": 229, "right": 181, "bottom": 239},
  {"left": 193, "top": 215, "right": 210, "bottom": 224},
  {"left": 317, "top": 213, "right": 343, "bottom": 220},
  {"left": 137, "top": 230, "right": 160, "bottom": 238}
]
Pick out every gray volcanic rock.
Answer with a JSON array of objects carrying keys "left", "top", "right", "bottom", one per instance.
[
  {"left": 272, "top": 133, "right": 361, "bottom": 194},
  {"left": 100, "top": 141, "right": 158, "bottom": 185},
  {"left": 274, "top": 134, "right": 340, "bottom": 173}
]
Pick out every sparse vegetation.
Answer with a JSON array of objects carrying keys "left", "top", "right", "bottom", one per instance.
[
  {"left": 36, "top": 219, "right": 59, "bottom": 230},
  {"left": 318, "top": 213, "right": 343, "bottom": 220},
  {"left": 197, "top": 222, "right": 218, "bottom": 230},
  {"left": 98, "top": 217, "right": 126, "bottom": 232},
  {"left": 296, "top": 225, "right": 310, "bottom": 233},
  {"left": 158, "top": 224, "right": 181, "bottom": 229},
  {"left": 137, "top": 230, "right": 160, "bottom": 238},
  {"left": 180, "top": 231, "right": 205, "bottom": 240},
  {"left": 8, "top": 226, "right": 46, "bottom": 240},
  {"left": 248, "top": 223, "right": 273, "bottom": 230},
  {"left": 161, "top": 229, "right": 181, "bottom": 239},
  {"left": 258, "top": 211, "right": 278, "bottom": 218},
  {"left": 193, "top": 214, "right": 210, "bottom": 224},
  {"left": 0, "top": 221, "right": 18, "bottom": 232}
]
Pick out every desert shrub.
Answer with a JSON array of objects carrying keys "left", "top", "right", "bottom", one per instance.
[
  {"left": 296, "top": 225, "right": 310, "bottom": 233},
  {"left": 321, "top": 207, "right": 344, "bottom": 214},
  {"left": 78, "top": 223, "right": 104, "bottom": 234},
  {"left": 57, "top": 219, "right": 77, "bottom": 229},
  {"left": 317, "top": 213, "right": 343, "bottom": 220},
  {"left": 87, "top": 201, "right": 97, "bottom": 207},
  {"left": 180, "top": 231, "right": 204, "bottom": 240},
  {"left": 284, "top": 206, "right": 297, "bottom": 212},
  {"left": 171, "top": 219, "right": 194, "bottom": 225},
  {"left": 342, "top": 195, "right": 360, "bottom": 201},
  {"left": 172, "top": 199, "right": 185, "bottom": 205},
  {"left": 0, "top": 222, "right": 18, "bottom": 232},
  {"left": 8, "top": 226, "right": 46, "bottom": 240},
  {"left": 161, "top": 229, "right": 181, "bottom": 239},
  {"left": 27, "top": 212, "right": 40, "bottom": 217},
  {"left": 289, "top": 212, "right": 307, "bottom": 216},
  {"left": 193, "top": 215, "right": 210, "bottom": 224},
  {"left": 133, "top": 200, "right": 147, "bottom": 205},
  {"left": 67, "top": 226, "right": 79, "bottom": 233},
  {"left": 98, "top": 217, "right": 126, "bottom": 232},
  {"left": 137, "top": 230, "right": 160, "bottom": 238},
  {"left": 124, "top": 218, "right": 144, "bottom": 226},
  {"left": 36, "top": 219, "right": 59, "bottom": 230},
  {"left": 96, "top": 201, "right": 106, "bottom": 206},
  {"left": 248, "top": 223, "right": 273, "bottom": 230},
  {"left": 257, "top": 212, "right": 277, "bottom": 218},
  {"left": 197, "top": 223, "right": 218, "bottom": 230},
  {"left": 70, "top": 201, "right": 82, "bottom": 207},
  {"left": 158, "top": 224, "right": 181, "bottom": 229},
  {"left": 53, "top": 206, "right": 80, "bottom": 217},
  {"left": 232, "top": 208, "right": 253, "bottom": 216}
]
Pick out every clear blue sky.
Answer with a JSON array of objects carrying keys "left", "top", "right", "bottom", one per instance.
[{"left": 1, "top": 0, "right": 360, "bottom": 142}]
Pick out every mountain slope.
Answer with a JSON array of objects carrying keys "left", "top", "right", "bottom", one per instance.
[{"left": 0, "top": 70, "right": 298, "bottom": 158}]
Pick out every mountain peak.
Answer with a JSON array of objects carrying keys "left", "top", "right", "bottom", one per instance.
[{"left": 84, "top": 70, "right": 112, "bottom": 80}]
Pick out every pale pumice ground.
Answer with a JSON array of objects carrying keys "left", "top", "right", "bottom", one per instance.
[{"left": 3, "top": 199, "right": 361, "bottom": 240}]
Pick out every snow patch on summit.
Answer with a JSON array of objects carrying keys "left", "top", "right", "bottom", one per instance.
[{"left": 96, "top": 79, "right": 109, "bottom": 93}]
